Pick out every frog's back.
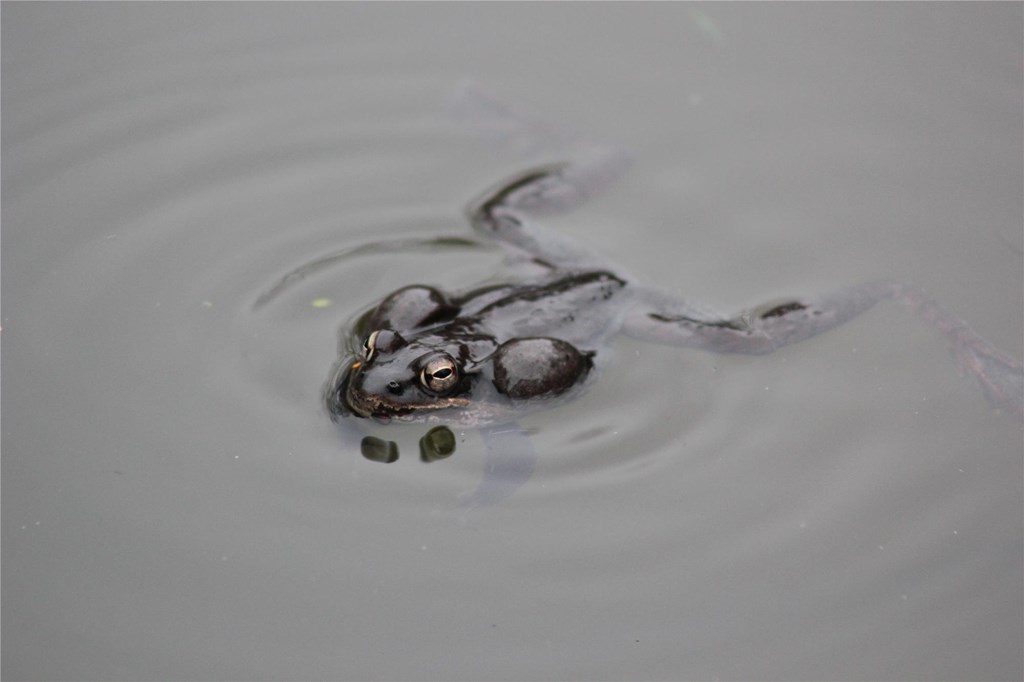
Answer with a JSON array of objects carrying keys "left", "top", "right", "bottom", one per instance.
[{"left": 465, "top": 269, "right": 630, "bottom": 348}]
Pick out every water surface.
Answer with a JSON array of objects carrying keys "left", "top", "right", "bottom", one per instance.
[{"left": 4, "top": 4, "right": 1022, "bottom": 680}]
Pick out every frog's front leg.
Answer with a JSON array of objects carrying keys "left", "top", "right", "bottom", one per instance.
[
  {"left": 457, "top": 423, "right": 538, "bottom": 512},
  {"left": 624, "top": 280, "right": 1023, "bottom": 419}
]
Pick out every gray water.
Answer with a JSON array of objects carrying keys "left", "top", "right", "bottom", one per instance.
[{"left": 3, "top": 4, "right": 1022, "bottom": 681}]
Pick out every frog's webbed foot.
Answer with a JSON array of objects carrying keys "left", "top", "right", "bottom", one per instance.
[
  {"left": 625, "top": 281, "right": 1024, "bottom": 420},
  {"left": 890, "top": 284, "right": 1023, "bottom": 419},
  {"left": 948, "top": 332, "right": 1024, "bottom": 417}
]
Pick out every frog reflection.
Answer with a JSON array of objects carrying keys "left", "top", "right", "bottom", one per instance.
[
  {"left": 359, "top": 426, "right": 457, "bottom": 464},
  {"left": 323, "top": 159, "right": 1023, "bottom": 427}
]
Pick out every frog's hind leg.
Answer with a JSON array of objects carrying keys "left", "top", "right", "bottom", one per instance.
[
  {"left": 466, "top": 157, "right": 628, "bottom": 268},
  {"left": 623, "top": 281, "right": 892, "bottom": 355},
  {"left": 452, "top": 84, "right": 631, "bottom": 267},
  {"left": 624, "top": 280, "right": 1023, "bottom": 419}
]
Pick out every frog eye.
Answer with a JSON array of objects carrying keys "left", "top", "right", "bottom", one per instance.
[
  {"left": 420, "top": 355, "right": 459, "bottom": 394},
  {"left": 362, "top": 330, "right": 381, "bottom": 362},
  {"left": 361, "top": 330, "right": 405, "bottom": 362}
]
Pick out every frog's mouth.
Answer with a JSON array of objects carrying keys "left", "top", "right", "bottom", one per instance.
[
  {"left": 334, "top": 362, "right": 470, "bottom": 423},
  {"left": 346, "top": 395, "right": 471, "bottom": 426},
  {"left": 344, "top": 389, "right": 412, "bottom": 423},
  {"left": 345, "top": 389, "right": 471, "bottom": 423}
]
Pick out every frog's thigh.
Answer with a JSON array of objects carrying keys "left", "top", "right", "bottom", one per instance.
[{"left": 491, "top": 338, "right": 592, "bottom": 398}]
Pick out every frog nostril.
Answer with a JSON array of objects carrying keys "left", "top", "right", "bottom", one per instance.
[{"left": 386, "top": 381, "right": 403, "bottom": 395}]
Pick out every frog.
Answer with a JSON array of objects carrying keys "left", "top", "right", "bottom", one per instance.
[
  {"left": 324, "top": 156, "right": 1022, "bottom": 429},
  {"left": 320, "top": 88, "right": 1022, "bottom": 506}
]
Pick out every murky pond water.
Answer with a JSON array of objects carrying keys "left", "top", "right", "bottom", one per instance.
[{"left": 4, "top": 4, "right": 1022, "bottom": 680}]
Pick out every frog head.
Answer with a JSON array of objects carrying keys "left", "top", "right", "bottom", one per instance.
[{"left": 333, "top": 329, "right": 474, "bottom": 422}]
